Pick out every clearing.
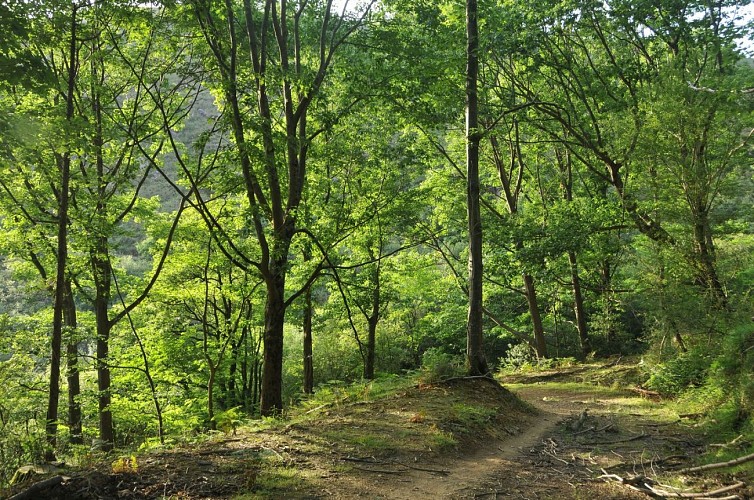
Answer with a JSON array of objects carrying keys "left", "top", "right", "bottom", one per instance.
[{"left": 5, "top": 360, "right": 753, "bottom": 499}]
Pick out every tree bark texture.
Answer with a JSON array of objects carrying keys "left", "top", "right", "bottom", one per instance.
[
  {"left": 64, "top": 281, "right": 82, "bottom": 444},
  {"left": 260, "top": 242, "right": 291, "bottom": 415},
  {"left": 303, "top": 286, "right": 314, "bottom": 394},
  {"left": 465, "top": 0, "right": 488, "bottom": 376},
  {"left": 568, "top": 252, "right": 591, "bottom": 357},
  {"left": 523, "top": 273, "right": 547, "bottom": 358},
  {"left": 92, "top": 237, "right": 114, "bottom": 450}
]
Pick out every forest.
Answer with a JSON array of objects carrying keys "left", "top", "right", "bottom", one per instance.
[{"left": 1, "top": 0, "right": 753, "bottom": 495}]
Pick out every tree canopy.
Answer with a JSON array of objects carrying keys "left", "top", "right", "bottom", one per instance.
[{"left": 0, "top": 0, "right": 752, "bottom": 480}]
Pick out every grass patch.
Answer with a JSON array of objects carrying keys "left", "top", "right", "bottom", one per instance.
[
  {"left": 328, "top": 431, "right": 398, "bottom": 453},
  {"left": 450, "top": 403, "right": 497, "bottom": 429},
  {"left": 234, "top": 466, "right": 306, "bottom": 499},
  {"left": 428, "top": 426, "right": 458, "bottom": 451}
]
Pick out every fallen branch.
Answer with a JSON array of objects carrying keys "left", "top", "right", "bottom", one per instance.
[
  {"left": 591, "top": 431, "right": 647, "bottom": 445},
  {"left": 350, "top": 465, "right": 403, "bottom": 474},
  {"left": 343, "top": 456, "right": 379, "bottom": 463},
  {"left": 599, "top": 471, "right": 745, "bottom": 499},
  {"left": 605, "top": 356, "right": 623, "bottom": 367},
  {"left": 573, "top": 425, "right": 596, "bottom": 436},
  {"left": 631, "top": 387, "right": 662, "bottom": 400},
  {"left": 574, "top": 422, "right": 614, "bottom": 436},
  {"left": 391, "top": 461, "right": 450, "bottom": 475},
  {"left": 8, "top": 475, "right": 65, "bottom": 500},
  {"left": 343, "top": 456, "right": 449, "bottom": 475},
  {"left": 679, "top": 451, "right": 754, "bottom": 473},
  {"left": 304, "top": 404, "right": 329, "bottom": 415},
  {"left": 645, "top": 480, "right": 745, "bottom": 498},
  {"left": 708, "top": 435, "right": 746, "bottom": 449}
]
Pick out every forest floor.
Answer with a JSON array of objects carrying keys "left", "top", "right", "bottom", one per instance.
[{"left": 5, "top": 360, "right": 753, "bottom": 499}]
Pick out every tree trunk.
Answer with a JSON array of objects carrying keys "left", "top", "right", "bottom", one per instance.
[
  {"left": 92, "top": 238, "right": 114, "bottom": 450},
  {"left": 303, "top": 286, "right": 314, "bottom": 394},
  {"left": 364, "top": 265, "right": 381, "bottom": 380},
  {"left": 568, "top": 252, "right": 591, "bottom": 357},
  {"left": 45, "top": 5, "right": 77, "bottom": 459},
  {"left": 465, "top": 0, "right": 488, "bottom": 376},
  {"left": 600, "top": 260, "right": 616, "bottom": 343},
  {"left": 364, "top": 316, "right": 378, "bottom": 380},
  {"left": 207, "top": 365, "right": 217, "bottom": 430},
  {"left": 692, "top": 208, "right": 726, "bottom": 307},
  {"left": 260, "top": 247, "right": 290, "bottom": 416},
  {"left": 523, "top": 273, "right": 547, "bottom": 358},
  {"left": 63, "top": 281, "right": 82, "bottom": 445},
  {"left": 228, "top": 339, "right": 240, "bottom": 406},
  {"left": 556, "top": 148, "right": 590, "bottom": 357}
]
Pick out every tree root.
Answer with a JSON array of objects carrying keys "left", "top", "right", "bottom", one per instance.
[
  {"left": 342, "top": 456, "right": 449, "bottom": 475},
  {"left": 8, "top": 475, "right": 66, "bottom": 500}
]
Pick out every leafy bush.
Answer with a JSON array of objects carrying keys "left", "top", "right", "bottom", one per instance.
[
  {"left": 645, "top": 350, "right": 711, "bottom": 396},
  {"left": 501, "top": 343, "right": 537, "bottom": 371},
  {"left": 706, "top": 324, "right": 754, "bottom": 431},
  {"left": 418, "top": 348, "right": 464, "bottom": 383}
]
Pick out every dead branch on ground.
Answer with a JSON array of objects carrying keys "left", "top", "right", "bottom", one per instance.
[
  {"left": 342, "top": 456, "right": 449, "bottom": 475},
  {"left": 600, "top": 470, "right": 745, "bottom": 499},
  {"left": 590, "top": 431, "right": 647, "bottom": 445},
  {"left": 678, "top": 451, "right": 754, "bottom": 474}
]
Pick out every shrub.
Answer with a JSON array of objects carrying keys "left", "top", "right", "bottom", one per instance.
[
  {"left": 501, "top": 343, "right": 536, "bottom": 371},
  {"left": 418, "top": 348, "right": 464, "bottom": 383},
  {"left": 645, "top": 350, "right": 711, "bottom": 396}
]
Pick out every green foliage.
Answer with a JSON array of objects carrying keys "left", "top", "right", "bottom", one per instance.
[
  {"left": 646, "top": 350, "right": 712, "bottom": 396},
  {"left": 706, "top": 324, "right": 754, "bottom": 431},
  {"left": 0, "top": 0, "right": 752, "bottom": 473},
  {"left": 418, "top": 348, "right": 464, "bottom": 383},
  {"left": 501, "top": 343, "right": 537, "bottom": 371},
  {"left": 214, "top": 407, "right": 243, "bottom": 434}
]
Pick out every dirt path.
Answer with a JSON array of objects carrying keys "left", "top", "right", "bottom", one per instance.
[
  {"left": 7, "top": 375, "right": 748, "bottom": 499},
  {"left": 331, "top": 405, "right": 563, "bottom": 499},
  {"left": 329, "top": 388, "right": 641, "bottom": 500},
  {"left": 333, "top": 384, "right": 705, "bottom": 499}
]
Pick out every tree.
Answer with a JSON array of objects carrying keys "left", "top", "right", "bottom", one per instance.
[
  {"left": 45, "top": 1, "right": 78, "bottom": 457},
  {"left": 498, "top": 0, "right": 752, "bottom": 310},
  {"left": 465, "top": 0, "right": 488, "bottom": 375},
  {"left": 183, "top": 0, "right": 375, "bottom": 414}
]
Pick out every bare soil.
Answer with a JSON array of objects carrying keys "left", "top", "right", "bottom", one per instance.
[{"left": 5, "top": 366, "right": 752, "bottom": 499}]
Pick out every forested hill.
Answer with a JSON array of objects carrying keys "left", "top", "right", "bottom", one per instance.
[{"left": 0, "top": 0, "right": 753, "bottom": 493}]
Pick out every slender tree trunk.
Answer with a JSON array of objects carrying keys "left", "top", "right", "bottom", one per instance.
[
  {"left": 228, "top": 339, "right": 239, "bottom": 406},
  {"left": 63, "top": 281, "right": 82, "bottom": 445},
  {"left": 523, "top": 273, "right": 547, "bottom": 358},
  {"left": 556, "top": 148, "right": 590, "bottom": 357},
  {"left": 465, "top": 0, "right": 488, "bottom": 376},
  {"left": 207, "top": 365, "right": 217, "bottom": 430},
  {"left": 568, "top": 252, "right": 591, "bottom": 357},
  {"left": 92, "top": 238, "right": 114, "bottom": 450},
  {"left": 241, "top": 327, "right": 250, "bottom": 409},
  {"left": 364, "top": 266, "right": 381, "bottom": 380},
  {"left": 692, "top": 208, "right": 726, "bottom": 306},
  {"left": 303, "top": 286, "right": 314, "bottom": 394},
  {"left": 46, "top": 5, "right": 77, "bottom": 459},
  {"left": 364, "top": 316, "right": 378, "bottom": 380},
  {"left": 250, "top": 355, "right": 258, "bottom": 413},
  {"left": 599, "top": 260, "right": 616, "bottom": 343}
]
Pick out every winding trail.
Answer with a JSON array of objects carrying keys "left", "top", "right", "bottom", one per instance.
[{"left": 332, "top": 385, "right": 667, "bottom": 499}]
